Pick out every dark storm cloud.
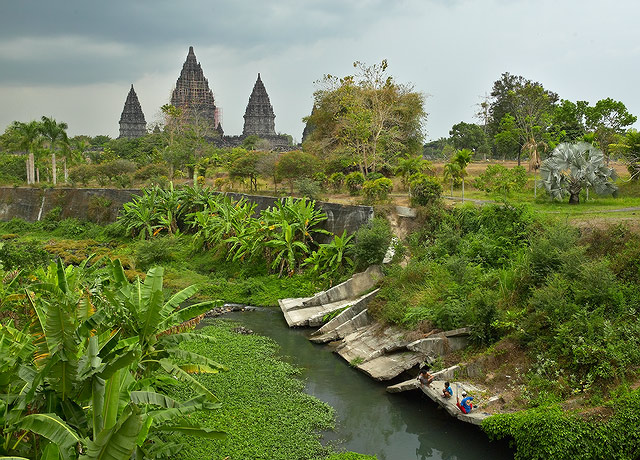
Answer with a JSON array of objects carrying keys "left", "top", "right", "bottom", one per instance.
[{"left": 0, "top": 0, "right": 395, "bottom": 85}]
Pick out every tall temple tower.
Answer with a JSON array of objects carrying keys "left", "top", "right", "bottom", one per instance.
[
  {"left": 242, "top": 73, "right": 276, "bottom": 136},
  {"left": 170, "top": 46, "right": 219, "bottom": 130},
  {"left": 118, "top": 84, "right": 147, "bottom": 138}
]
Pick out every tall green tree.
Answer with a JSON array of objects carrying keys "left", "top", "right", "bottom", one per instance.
[
  {"left": 39, "top": 116, "right": 69, "bottom": 185},
  {"left": 610, "top": 129, "right": 640, "bottom": 180},
  {"left": 584, "top": 98, "right": 637, "bottom": 163},
  {"left": 304, "top": 60, "right": 426, "bottom": 174},
  {"left": 449, "top": 121, "right": 489, "bottom": 156},
  {"left": 5, "top": 120, "right": 41, "bottom": 183}
]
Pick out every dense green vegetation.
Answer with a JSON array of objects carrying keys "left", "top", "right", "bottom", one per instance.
[
  {"left": 169, "top": 320, "right": 338, "bottom": 459},
  {"left": 0, "top": 193, "right": 387, "bottom": 459},
  {"left": 366, "top": 200, "right": 640, "bottom": 458}
]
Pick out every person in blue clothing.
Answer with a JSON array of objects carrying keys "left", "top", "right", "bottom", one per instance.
[
  {"left": 441, "top": 381, "right": 453, "bottom": 398},
  {"left": 456, "top": 391, "right": 474, "bottom": 414}
]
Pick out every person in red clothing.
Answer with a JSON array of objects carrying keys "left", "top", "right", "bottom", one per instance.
[{"left": 456, "top": 391, "right": 474, "bottom": 414}]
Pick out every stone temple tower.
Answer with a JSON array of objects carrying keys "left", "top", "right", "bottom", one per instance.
[
  {"left": 170, "top": 46, "right": 219, "bottom": 130},
  {"left": 242, "top": 73, "right": 276, "bottom": 136},
  {"left": 118, "top": 84, "right": 147, "bottom": 138}
]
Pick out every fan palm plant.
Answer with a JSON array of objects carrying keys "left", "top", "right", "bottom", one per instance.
[{"left": 540, "top": 142, "right": 618, "bottom": 204}]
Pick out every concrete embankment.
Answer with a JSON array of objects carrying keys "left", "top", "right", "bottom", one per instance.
[
  {"left": 0, "top": 187, "right": 373, "bottom": 237},
  {"left": 279, "top": 261, "right": 501, "bottom": 426}
]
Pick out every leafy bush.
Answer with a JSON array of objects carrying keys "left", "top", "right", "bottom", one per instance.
[
  {"left": 134, "top": 236, "right": 181, "bottom": 271},
  {"left": 68, "top": 164, "right": 97, "bottom": 186},
  {"left": 134, "top": 163, "right": 170, "bottom": 182},
  {"left": 328, "top": 172, "right": 345, "bottom": 192},
  {"left": 295, "top": 177, "right": 322, "bottom": 200},
  {"left": 362, "top": 177, "right": 393, "bottom": 204},
  {"left": 473, "top": 164, "right": 528, "bottom": 195},
  {"left": 353, "top": 217, "right": 392, "bottom": 270},
  {"left": 409, "top": 173, "right": 442, "bottom": 206},
  {"left": 345, "top": 171, "right": 365, "bottom": 196},
  {"left": 0, "top": 239, "right": 50, "bottom": 270},
  {"left": 0, "top": 154, "right": 27, "bottom": 183},
  {"left": 87, "top": 195, "right": 113, "bottom": 223}
]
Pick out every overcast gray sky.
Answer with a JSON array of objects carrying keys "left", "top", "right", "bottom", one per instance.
[{"left": 1, "top": 0, "right": 638, "bottom": 143}]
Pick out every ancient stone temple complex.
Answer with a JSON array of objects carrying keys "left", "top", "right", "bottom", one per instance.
[
  {"left": 117, "top": 46, "right": 291, "bottom": 148},
  {"left": 243, "top": 73, "right": 276, "bottom": 136},
  {"left": 118, "top": 85, "right": 147, "bottom": 138},
  {"left": 170, "top": 46, "right": 220, "bottom": 130}
]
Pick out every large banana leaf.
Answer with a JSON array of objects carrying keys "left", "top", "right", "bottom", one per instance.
[
  {"left": 157, "top": 332, "right": 216, "bottom": 346},
  {"left": 19, "top": 413, "right": 81, "bottom": 460},
  {"left": 161, "top": 285, "right": 199, "bottom": 315},
  {"left": 163, "top": 349, "right": 227, "bottom": 372},
  {"left": 147, "top": 396, "right": 221, "bottom": 425},
  {"left": 102, "top": 370, "right": 122, "bottom": 432},
  {"left": 97, "top": 349, "right": 139, "bottom": 381},
  {"left": 129, "top": 391, "right": 180, "bottom": 408},
  {"left": 158, "top": 359, "right": 217, "bottom": 401},
  {"left": 83, "top": 405, "right": 142, "bottom": 460},
  {"left": 153, "top": 424, "right": 226, "bottom": 439},
  {"left": 161, "top": 300, "right": 217, "bottom": 329}
]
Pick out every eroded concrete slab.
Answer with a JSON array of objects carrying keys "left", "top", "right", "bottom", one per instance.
[
  {"left": 310, "top": 290, "right": 378, "bottom": 343},
  {"left": 357, "top": 351, "right": 424, "bottom": 381},
  {"left": 301, "top": 265, "right": 383, "bottom": 308}
]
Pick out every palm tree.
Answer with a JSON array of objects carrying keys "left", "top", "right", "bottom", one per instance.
[
  {"left": 39, "top": 116, "right": 69, "bottom": 185},
  {"left": 9, "top": 120, "right": 41, "bottom": 184},
  {"left": 522, "top": 137, "right": 547, "bottom": 198}
]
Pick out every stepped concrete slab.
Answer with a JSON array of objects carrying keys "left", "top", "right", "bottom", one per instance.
[
  {"left": 310, "top": 290, "right": 378, "bottom": 343},
  {"left": 301, "top": 265, "right": 383, "bottom": 308},
  {"left": 357, "top": 352, "right": 424, "bottom": 381},
  {"left": 336, "top": 322, "right": 412, "bottom": 365},
  {"left": 407, "top": 328, "right": 471, "bottom": 356},
  {"left": 280, "top": 297, "right": 358, "bottom": 328},
  {"left": 419, "top": 381, "right": 491, "bottom": 426}
]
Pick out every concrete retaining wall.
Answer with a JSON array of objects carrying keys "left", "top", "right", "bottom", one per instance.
[{"left": 0, "top": 187, "right": 373, "bottom": 236}]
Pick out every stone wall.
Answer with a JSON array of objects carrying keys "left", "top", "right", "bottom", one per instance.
[{"left": 0, "top": 187, "right": 373, "bottom": 236}]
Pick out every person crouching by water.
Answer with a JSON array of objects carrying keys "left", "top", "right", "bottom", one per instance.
[
  {"left": 417, "top": 366, "right": 434, "bottom": 388},
  {"left": 456, "top": 391, "right": 473, "bottom": 414},
  {"left": 442, "top": 381, "right": 453, "bottom": 398}
]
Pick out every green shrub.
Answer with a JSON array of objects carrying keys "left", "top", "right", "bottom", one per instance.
[
  {"left": 295, "top": 177, "right": 322, "bottom": 200},
  {"left": 353, "top": 217, "right": 392, "bottom": 270},
  {"left": 87, "top": 196, "right": 113, "bottom": 224},
  {"left": 409, "top": 174, "right": 442, "bottom": 206},
  {"left": 0, "top": 154, "right": 27, "bottom": 183},
  {"left": 473, "top": 164, "right": 528, "bottom": 195},
  {"left": 68, "top": 164, "right": 97, "bottom": 186},
  {"left": 345, "top": 171, "right": 365, "bottom": 196},
  {"left": 362, "top": 177, "right": 393, "bottom": 204},
  {"left": 0, "top": 239, "right": 50, "bottom": 270},
  {"left": 134, "top": 237, "right": 180, "bottom": 270},
  {"left": 328, "top": 172, "right": 345, "bottom": 192},
  {"left": 134, "top": 163, "right": 169, "bottom": 182}
]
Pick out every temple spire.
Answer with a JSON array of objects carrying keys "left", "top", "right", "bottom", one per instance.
[
  {"left": 170, "top": 46, "right": 219, "bottom": 129},
  {"left": 242, "top": 73, "right": 276, "bottom": 136},
  {"left": 118, "top": 84, "right": 146, "bottom": 138}
]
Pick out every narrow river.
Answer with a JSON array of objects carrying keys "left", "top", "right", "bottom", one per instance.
[{"left": 217, "top": 307, "right": 514, "bottom": 460}]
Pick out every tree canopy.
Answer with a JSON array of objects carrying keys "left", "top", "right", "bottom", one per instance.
[{"left": 303, "top": 60, "right": 426, "bottom": 174}]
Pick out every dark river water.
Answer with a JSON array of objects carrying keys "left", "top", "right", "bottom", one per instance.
[{"left": 218, "top": 308, "right": 514, "bottom": 460}]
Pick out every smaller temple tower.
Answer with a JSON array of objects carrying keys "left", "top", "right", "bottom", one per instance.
[
  {"left": 118, "top": 85, "right": 147, "bottom": 138},
  {"left": 242, "top": 73, "right": 276, "bottom": 137}
]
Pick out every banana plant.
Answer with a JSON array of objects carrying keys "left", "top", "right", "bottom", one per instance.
[
  {"left": 265, "top": 221, "right": 310, "bottom": 276},
  {"left": 1, "top": 257, "right": 226, "bottom": 459},
  {"left": 303, "top": 230, "right": 355, "bottom": 283},
  {"left": 102, "top": 260, "right": 226, "bottom": 397}
]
